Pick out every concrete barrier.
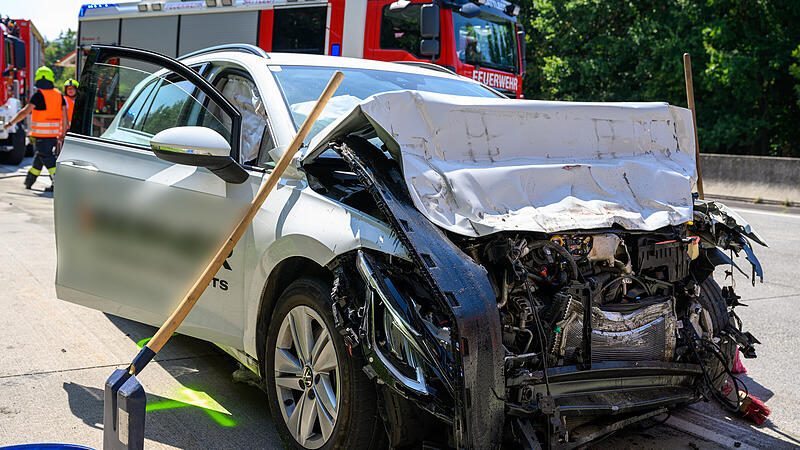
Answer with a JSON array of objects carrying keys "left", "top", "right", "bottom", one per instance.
[{"left": 699, "top": 154, "right": 800, "bottom": 205}]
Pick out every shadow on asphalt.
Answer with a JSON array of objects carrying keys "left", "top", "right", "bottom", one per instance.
[
  {"left": 60, "top": 313, "right": 280, "bottom": 448},
  {"left": 739, "top": 371, "right": 775, "bottom": 402},
  {"left": 103, "top": 314, "right": 216, "bottom": 358},
  {"left": 0, "top": 157, "right": 33, "bottom": 174},
  {"left": 62, "top": 380, "right": 277, "bottom": 448},
  {"left": 678, "top": 370, "right": 800, "bottom": 450},
  {"left": 724, "top": 372, "right": 800, "bottom": 445}
]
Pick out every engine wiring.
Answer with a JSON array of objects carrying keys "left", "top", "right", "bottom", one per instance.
[
  {"left": 524, "top": 278, "right": 551, "bottom": 397},
  {"left": 686, "top": 330, "right": 748, "bottom": 413}
]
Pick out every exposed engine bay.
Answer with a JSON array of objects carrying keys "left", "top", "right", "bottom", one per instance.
[
  {"left": 299, "top": 92, "right": 766, "bottom": 448},
  {"left": 478, "top": 232, "right": 684, "bottom": 367},
  {"left": 303, "top": 137, "right": 765, "bottom": 449}
]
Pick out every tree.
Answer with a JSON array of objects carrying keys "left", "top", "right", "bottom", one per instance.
[
  {"left": 44, "top": 29, "right": 76, "bottom": 89},
  {"left": 519, "top": 0, "right": 800, "bottom": 157}
]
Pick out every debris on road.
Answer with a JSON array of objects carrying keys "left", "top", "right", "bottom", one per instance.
[
  {"left": 722, "top": 381, "right": 771, "bottom": 426},
  {"left": 733, "top": 349, "right": 748, "bottom": 374}
]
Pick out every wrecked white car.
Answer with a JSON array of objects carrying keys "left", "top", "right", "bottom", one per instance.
[{"left": 55, "top": 45, "right": 764, "bottom": 449}]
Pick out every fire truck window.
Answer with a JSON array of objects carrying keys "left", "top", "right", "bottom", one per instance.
[
  {"left": 272, "top": 7, "right": 327, "bottom": 55},
  {"left": 452, "top": 12, "right": 518, "bottom": 74},
  {"left": 4, "top": 40, "right": 11, "bottom": 68},
  {"left": 379, "top": 4, "right": 423, "bottom": 58}
]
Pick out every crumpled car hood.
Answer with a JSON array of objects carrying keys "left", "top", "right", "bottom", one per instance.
[{"left": 305, "top": 90, "right": 698, "bottom": 236}]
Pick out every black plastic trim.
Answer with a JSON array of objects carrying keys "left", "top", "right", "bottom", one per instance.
[{"left": 152, "top": 148, "right": 249, "bottom": 184}]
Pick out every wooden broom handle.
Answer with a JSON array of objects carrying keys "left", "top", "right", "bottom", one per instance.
[
  {"left": 143, "top": 71, "right": 344, "bottom": 358},
  {"left": 683, "top": 53, "right": 704, "bottom": 199}
]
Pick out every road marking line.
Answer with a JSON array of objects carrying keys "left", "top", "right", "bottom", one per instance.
[
  {"left": 685, "top": 409, "right": 800, "bottom": 445},
  {"left": 665, "top": 415, "right": 756, "bottom": 450},
  {"left": 731, "top": 207, "right": 800, "bottom": 220}
]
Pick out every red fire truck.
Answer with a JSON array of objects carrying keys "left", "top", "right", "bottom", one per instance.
[
  {"left": 77, "top": 0, "right": 524, "bottom": 97},
  {"left": 0, "top": 18, "right": 44, "bottom": 165}
]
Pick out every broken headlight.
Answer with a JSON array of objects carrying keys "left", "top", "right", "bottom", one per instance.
[
  {"left": 378, "top": 298, "right": 428, "bottom": 390},
  {"left": 356, "top": 251, "right": 430, "bottom": 395}
]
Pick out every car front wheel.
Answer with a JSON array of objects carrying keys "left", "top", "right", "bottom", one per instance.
[{"left": 265, "top": 277, "right": 385, "bottom": 449}]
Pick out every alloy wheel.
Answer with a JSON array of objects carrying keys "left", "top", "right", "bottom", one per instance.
[{"left": 274, "top": 305, "right": 340, "bottom": 448}]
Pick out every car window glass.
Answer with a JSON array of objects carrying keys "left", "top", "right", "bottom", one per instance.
[
  {"left": 207, "top": 70, "right": 271, "bottom": 165},
  {"left": 118, "top": 79, "right": 157, "bottom": 130},
  {"left": 380, "top": 4, "right": 423, "bottom": 58},
  {"left": 272, "top": 65, "right": 498, "bottom": 144},
  {"left": 82, "top": 60, "right": 231, "bottom": 148},
  {"left": 139, "top": 77, "right": 199, "bottom": 136}
]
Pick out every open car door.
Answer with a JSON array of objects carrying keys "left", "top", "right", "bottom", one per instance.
[{"left": 55, "top": 46, "right": 258, "bottom": 348}]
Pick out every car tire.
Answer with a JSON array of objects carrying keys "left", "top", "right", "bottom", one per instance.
[
  {"left": 265, "top": 277, "right": 386, "bottom": 450},
  {"left": 697, "top": 278, "right": 737, "bottom": 390}
]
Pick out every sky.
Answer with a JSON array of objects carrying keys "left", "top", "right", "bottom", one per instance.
[{"left": 1, "top": 0, "right": 111, "bottom": 40}]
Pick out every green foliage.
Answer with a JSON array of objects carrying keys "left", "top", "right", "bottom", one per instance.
[
  {"left": 519, "top": 0, "right": 800, "bottom": 157},
  {"left": 790, "top": 45, "right": 800, "bottom": 113},
  {"left": 43, "top": 29, "right": 76, "bottom": 90}
]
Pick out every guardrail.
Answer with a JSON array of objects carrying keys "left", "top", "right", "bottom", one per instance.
[{"left": 700, "top": 154, "right": 800, "bottom": 205}]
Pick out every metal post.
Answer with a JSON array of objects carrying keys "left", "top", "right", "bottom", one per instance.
[{"left": 683, "top": 53, "right": 704, "bottom": 199}]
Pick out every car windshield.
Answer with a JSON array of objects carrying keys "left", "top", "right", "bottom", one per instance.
[
  {"left": 453, "top": 12, "right": 518, "bottom": 74},
  {"left": 271, "top": 65, "right": 498, "bottom": 143}
]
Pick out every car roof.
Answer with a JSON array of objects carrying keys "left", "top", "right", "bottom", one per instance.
[{"left": 181, "top": 50, "right": 479, "bottom": 84}]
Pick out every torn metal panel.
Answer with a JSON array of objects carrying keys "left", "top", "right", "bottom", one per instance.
[
  {"left": 306, "top": 90, "right": 697, "bottom": 236},
  {"left": 335, "top": 136, "right": 505, "bottom": 449},
  {"left": 694, "top": 200, "right": 768, "bottom": 247}
]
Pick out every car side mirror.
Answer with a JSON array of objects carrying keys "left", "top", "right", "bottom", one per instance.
[
  {"left": 420, "top": 40, "right": 440, "bottom": 57},
  {"left": 150, "top": 126, "right": 248, "bottom": 184},
  {"left": 458, "top": 3, "right": 481, "bottom": 18},
  {"left": 420, "top": 4, "right": 440, "bottom": 39},
  {"left": 420, "top": 4, "right": 440, "bottom": 58}
]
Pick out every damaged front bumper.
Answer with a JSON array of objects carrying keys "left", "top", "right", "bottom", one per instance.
[
  {"left": 330, "top": 136, "right": 505, "bottom": 448},
  {"left": 323, "top": 136, "right": 766, "bottom": 449},
  {"left": 510, "top": 361, "right": 701, "bottom": 416}
]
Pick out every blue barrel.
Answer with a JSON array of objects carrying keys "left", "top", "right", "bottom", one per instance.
[{"left": 0, "top": 445, "right": 95, "bottom": 450}]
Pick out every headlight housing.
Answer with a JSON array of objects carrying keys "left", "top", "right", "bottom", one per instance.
[{"left": 356, "top": 251, "right": 429, "bottom": 394}]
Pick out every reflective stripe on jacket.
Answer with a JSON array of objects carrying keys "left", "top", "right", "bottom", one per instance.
[{"left": 31, "top": 88, "right": 63, "bottom": 138}]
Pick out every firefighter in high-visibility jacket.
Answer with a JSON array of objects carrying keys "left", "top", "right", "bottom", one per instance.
[
  {"left": 58, "top": 79, "right": 79, "bottom": 157},
  {"left": 3, "top": 66, "right": 68, "bottom": 192},
  {"left": 63, "top": 79, "right": 78, "bottom": 127}
]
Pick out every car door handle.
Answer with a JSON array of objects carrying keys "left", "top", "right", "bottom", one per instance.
[{"left": 60, "top": 160, "right": 99, "bottom": 171}]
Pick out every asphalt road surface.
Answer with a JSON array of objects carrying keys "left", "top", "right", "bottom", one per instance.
[{"left": 1, "top": 158, "right": 798, "bottom": 449}]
